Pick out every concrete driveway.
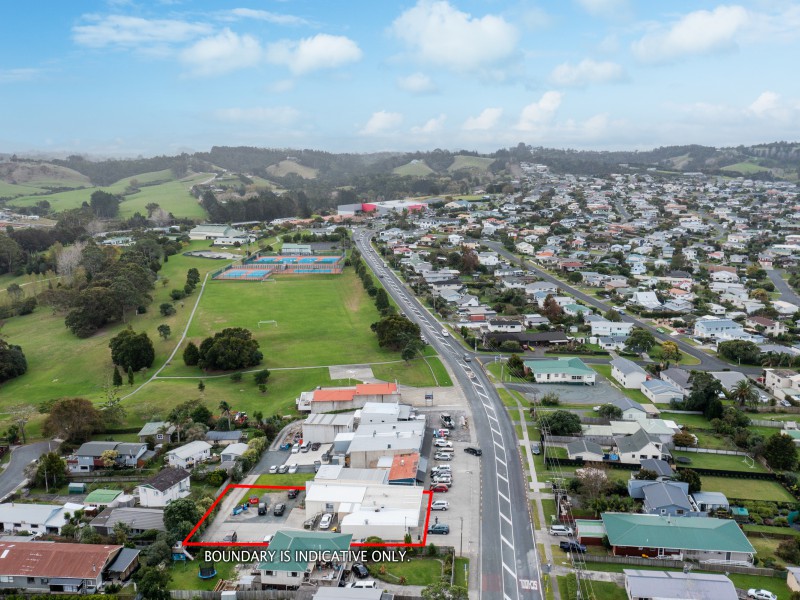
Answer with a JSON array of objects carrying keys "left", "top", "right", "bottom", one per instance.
[{"left": 0, "top": 441, "right": 56, "bottom": 501}]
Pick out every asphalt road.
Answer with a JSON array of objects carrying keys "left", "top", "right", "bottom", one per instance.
[
  {"left": 356, "top": 231, "right": 542, "bottom": 600},
  {"left": 768, "top": 269, "right": 800, "bottom": 308},
  {"left": 0, "top": 441, "right": 55, "bottom": 501},
  {"left": 484, "top": 241, "right": 764, "bottom": 375}
]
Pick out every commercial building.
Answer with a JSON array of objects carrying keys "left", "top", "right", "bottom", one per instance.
[{"left": 297, "top": 383, "right": 401, "bottom": 413}]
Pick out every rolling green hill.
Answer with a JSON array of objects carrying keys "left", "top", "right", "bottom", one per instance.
[
  {"left": 393, "top": 160, "right": 435, "bottom": 176},
  {"left": 448, "top": 155, "right": 495, "bottom": 172}
]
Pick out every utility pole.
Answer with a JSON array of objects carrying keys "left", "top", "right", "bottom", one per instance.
[{"left": 459, "top": 516, "right": 464, "bottom": 556}]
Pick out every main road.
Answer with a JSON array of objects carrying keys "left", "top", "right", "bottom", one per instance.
[
  {"left": 485, "top": 242, "right": 763, "bottom": 376},
  {"left": 355, "top": 231, "right": 542, "bottom": 600}
]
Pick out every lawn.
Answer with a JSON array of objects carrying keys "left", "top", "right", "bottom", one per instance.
[
  {"left": 447, "top": 155, "right": 494, "bottom": 172},
  {"left": 664, "top": 412, "right": 712, "bottom": 429},
  {"left": 254, "top": 473, "right": 315, "bottom": 487},
  {"left": 163, "top": 269, "right": 405, "bottom": 374},
  {"left": 371, "top": 355, "right": 452, "bottom": 387},
  {"left": 370, "top": 557, "right": 443, "bottom": 586},
  {"left": 454, "top": 557, "right": 469, "bottom": 588},
  {"left": 700, "top": 476, "right": 795, "bottom": 502},
  {"left": 168, "top": 559, "right": 236, "bottom": 591},
  {"left": 648, "top": 343, "right": 701, "bottom": 366},
  {"left": 0, "top": 240, "right": 246, "bottom": 418},
  {"left": 672, "top": 450, "right": 768, "bottom": 473}
]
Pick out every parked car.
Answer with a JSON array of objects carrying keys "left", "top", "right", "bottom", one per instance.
[
  {"left": 430, "top": 483, "right": 450, "bottom": 492},
  {"left": 352, "top": 562, "right": 369, "bottom": 579},
  {"left": 559, "top": 541, "right": 587, "bottom": 553},
  {"left": 464, "top": 447, "right": 482, "bottom": 456},
  {"left": 319, "top": 513, "right": 333, "bottom": 530},
  {"left": 269, "top": 465, "right": 278, "bottom": 474},
  {"left": 258, "top": 502, "right": 267, "bottom": 515},
  {"left": 287, "top": 464, "right": 299, "bottom": 474},
  {"left": 748, "top": 590, "right": 777, "bottom": 600},
  {"left": 311, "top": 442, "right": 321, "bottom": 451},
  {"left": 278, "top": 465, "right": 289, "bottom": 474},
  {"left": 781, "top": 400, "right": 791, "bottom": 407},
  {"left": 432, "top": 475, "right": 452, "bottom": 485},
  {"left": 440, "top": 414, "right": 454, "bottom": 428},
  {"left": 549, "top": 525, "right": 574, "bottom": 537},
  {"left": 347, "top": 581, "right": 377, "bottom": 589},
  {"left": 428, "top": 523, "right": 450, "bottom": 535},
  {"left": 273, "top": 503, "right": 286, "bottom": 516},
  {"left": 656, "top": 327, "right": 666, "bottom": 333},
  {"left": 314, "top": 460, "right": 322, "bottom": 473},
  {"left": 434, "top": 439, "right": 453, "bottom": 448},
  {"left": 300, "top": 442, "right": 310, "bottom": 453},
  {"left": 434, "top": 452, "right": 453, "bottom": 461},
  {"left": 288, "top": 489, "right": 299, "bottom": 499},
  {"left": 431, "top": 465, "right": 452, "bottom": 474},
  {"left": 291, "top": 443, "right": 300, "bottom": 454},
  {"left": 463, "top": 354, "right": 471, "bottom": 362},
  {"left": 431, "top": 500, "right": 450, "bottom": 511},
  {"left": 531, "top": 442, "right": 541, "bottom": 455}
]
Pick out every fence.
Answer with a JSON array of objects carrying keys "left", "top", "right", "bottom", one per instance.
[
  {"left": 750, "top": 419, "right": 786, "bottom": 428},
  {"left": 583, "top": 555, "right": 782, "bottom": 577},
  {"left": 673, "top": 446, "right": 750, "bottom": 456},
  {"left": 580, "top": 417, "right": 610, "bottom": 425},
  {"left": 674, "top": 465, "right": 777, "bottom": 481}
]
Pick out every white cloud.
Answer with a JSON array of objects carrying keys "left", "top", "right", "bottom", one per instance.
[
  {"left": 269, "top": 79, "right": 295, "bottom": 93},
  {"left": 227, "top": 8, "right": 309, "bottom": 27},
  {"left": 180, "top": 28, "right": 262, "bottom": 75},
  {"left": 575, "top": 0, "right": 629, "bottom": 17},
  {"left": 390, "top": 0, "right": 519, "bottom": 72},
  {"left": 748, "top": 91, "right": 781, "bottom": 118},
  {"left": 0, "top": 68, "right": 40, "bottom": 83},
  {"left": 73, "top": 14, "right": 211, "bottom": 48},
  {"left": 215, "top": 106, "right": 300, "bottom": 125},
  {"left": 397, "top": 73, "right": 437, "bottom": 94},
  {"left": 632, "top": 5, "right": 749, "bottom": 64},
  {"left": 266, "top": 34, "right": 362, "bottom": 75},
  {"left": 360, "top": 111, "right": 403, "bottom": 135},
  {"left": 516, "top": 91, "right": 562, "bottom": 131},
  {"left": 411, "top": 114, "right": 446, "bottom": 134},
  {"left": 463, "top": 108, "right": 503, "bottom": 131},
  {"left": 550, "top": 59, "right": 625, "bottom": 87}
]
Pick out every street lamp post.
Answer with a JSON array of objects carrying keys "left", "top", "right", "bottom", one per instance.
[{"left": 459, "top": 515, "right": 464, "bottom": 557}]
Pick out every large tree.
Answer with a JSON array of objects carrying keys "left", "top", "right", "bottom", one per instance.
[
  {"left": 35, "top": 452, "right": 68, "bottom": 489},
  {"left": 43, "top": 397, "right": 104, "bottom": 443},
  {"left": 371, "top": 314, "right": 421, "bottom": 351},
  {"left": 685, "top": 371, "right": 724, "bottom": 414},
  {"left": 0, "top": 339, "right": 27, "bottom": 383},
  {"left": 676, "top": 468, "right": 702, "bottom": 494},
  {"left": 0, "top": 234, "right": 23, "bottom": 275},
  {"left": 625, "top": 327, "right": 656, "bottom": 353},
  {"left": 718, "top": 340, "right": 762, "bottom": 365},
  {"left": 197, "top": 327, "right": 262, "bottom": 371},
  {"left": 764, "top": 432, "right": 798, "bottom": 471},
  {"left": 89, "top": 190, "right": 121, "bottom": 218},
  {"left": 538, "top": 410, "right": 581, "bottom": 436},
  {"left": 164, "top": 497, "right": 201, "bottom": 540},
  {"left": 109, "top": 328, "right": 155, "bottom": 371},
  {"left": 729, "top": 379, "right": 759, "bottom": 408}
]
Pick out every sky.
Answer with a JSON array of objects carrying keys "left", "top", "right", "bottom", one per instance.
[{"left": 1, "top": 0, "right": 800, "bottom": 156}]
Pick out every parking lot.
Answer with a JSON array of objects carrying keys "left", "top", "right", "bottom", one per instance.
[{"left": 510, "top": 379, "right": 627, "bottom": 407}]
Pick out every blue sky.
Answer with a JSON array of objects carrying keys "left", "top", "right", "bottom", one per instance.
[{"left": 2, "top": 0, "right": 800, "bottom": 156}]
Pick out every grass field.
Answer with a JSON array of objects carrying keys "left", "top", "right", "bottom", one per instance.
[
  {"left": 721, "top": 161, "right": 771, "bottom": 174},
  {"left": 371, "top": 355, "right": 452, "bottom": 387},
  {"left": 448, "top": 155, "right": 494, "bottom": 172},
  {"left": 454, "top": 557, "right": 469, "bottom": 588},
  {"left": 672, "top": 450, "right": 768, "bottom": 472},
  {"left": 370, "top": 558, "right": 442, "bottom": 586},
  {"left": 648, "top": 343, "right": 701, "bottom": 366},
  {"left": 700, "top": 476, "right": 795, "bottom": 502},
  {"left": 590, "top": 364, "right": 651, "bottom": 405},
  {"left": 164, "top": 270, "right": 406, "bottom": 373},
  {"left": 9, "top": 169, "right": 212, "bottom": 219},
  {"left": 266, "top": 160, "right": 318, "bottom": 179},
  {"left": 393, "top": 161, "right": 434, "bottom": 176},
  {"left": 168, "top": 559, "right": 235, "bottom": 591}
]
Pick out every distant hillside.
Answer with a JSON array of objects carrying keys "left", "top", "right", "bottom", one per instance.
[
  {"left": 0, "top": 161, "right": 89, "bottom": 187},
  {"left": 448, "top": 155, "right": 495, "bottom": 173},
  {"left": 266, "top": 159, "right": 318, "bottom": 179},
  {"left": 393, "top": 160, "right": 434, "bottom": 176}
]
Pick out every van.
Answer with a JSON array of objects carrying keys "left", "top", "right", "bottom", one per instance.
[
  {"left": 348, "top": 580, "right": 377, "bottom": 589},
  {"left": 549, "top": 524, "right": 574, "bottom": 537},
  {"left": 300, "top": 441, "right": 310, "bottom": 453}
]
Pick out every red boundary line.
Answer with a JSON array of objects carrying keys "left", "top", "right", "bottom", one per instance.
[{"left": 183, "top": 484, "right": 434, "bottom": 548}]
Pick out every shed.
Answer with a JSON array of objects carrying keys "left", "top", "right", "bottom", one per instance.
[
  {"left": 575, "top": 519, "right": 606, "bottom": 545},
  {"left": 68, "top": 483, "right": 86, "bottom": 494},
  {"left": 106, "top": 547, "right": 140, "bottom": 581},
  {"left": 84, "top": 489, "right": 123, "bottom": 508}
]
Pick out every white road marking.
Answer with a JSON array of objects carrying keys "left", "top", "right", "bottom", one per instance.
[
  {"left": 503, "top": 563, "right": 516, "bottom": 577},
  {"left": 500, "top": 512, "right": 512, "bottom": 525},
  {"left": 501, "top": 534, "right": 513, "bottom": 548},
  {"left": 498, "top": 490, "right": 510, "bottom": 502},
  {"left": 496, "top": 456, "right": 507, "bottom": 466}
]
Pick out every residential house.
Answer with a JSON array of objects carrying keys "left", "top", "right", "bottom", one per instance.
[
  {"left": 623, "top": 570, "right": 738, "bottom": 600},
  {"left": 136, "top": 467, "right": 191, "bottom": 508},
  {"left": 632, "top": 291, "right": 662, "bottom": 310},
  {"left": 763, "top": 368, "right": 800, "bottom": 401},
  {"left": 137, "top": 422, "right": 175, "bottom": 444},
  {"left": 597, "top": 336, "right": 628, "bottom": 351},
  {"left": 693, "top": 317, "right": 764, "bottom": 343},
  {"left": 220, "top": 443, "right": 249, "bottom": 463},
  {"left": 660, "top": 368, "right": 692, "bottom": 396},
  {"left": 257, "top": 531, "right": 353, "bottom": 589},
  {"left": 746, "top": 316, "right": 787, "bottom": 337},
  {"left": 165, "top": 441, "right": 211, "bottom": 469},
  {"left": 601, "top": 513, "right": 754, "bottom": 563},
  {"left": 590, "top": 320, "right": 633, "bottom": 337},
  {"left": 566, "top": 440, "right": 604, "bottom": 462},
  {"left": 524, "top": 358, "right": 596, "bottom": 385},
  {"left": 486, "top": 318, "right": 524, "bottom": 333},
  {"left": 610, "top": 357, "right": 648, "bottom": 389},
  {"left": 563, "top": 303, "right": 594, "bottom": 318},
  {"left": 640, "top": 379, "right": 684, "bottom": 404},
  {"left": 691, "top": 491, "right": 730, "bottom": 513},
  {"left": 615, "top": 428, "right": 668, "bottom": 464},
  {"left": 83, "top": 489, "right": 123, "bottom": 510},
  {"left": 641, "top": 481, "right": 695, "bottom": 517},
  {"left": 709, "top": 371, "right": 748, "bottom": 393},
  {"left": 90, "top": 507, "right": 165, "bottom": 536},
  {"left": 0, "top": 502, "right": 83, "bottom": 535},
  {"left": 205, "top": 430, "right": 243, "bottom": 446},
  {"left": 69, "top": 441, "right": 148, "bottom": 472},
  {"left": 609, "top": 397, "right": 648, "bottom": 421},
  {"left": 0, "top": 541, "right": 124, "bottom": 593}
]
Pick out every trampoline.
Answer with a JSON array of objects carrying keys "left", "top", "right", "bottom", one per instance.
[{"left": 198, "top": 562, "right": 217, "bottom": 579}]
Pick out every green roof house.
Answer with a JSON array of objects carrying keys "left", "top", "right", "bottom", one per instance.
[
  {"left": 601, "top": 512, "right": 755, "bottom": 563},
  {"left": 523, "top": 358, "right": 596, "bottom": 385},
  {"left": 83, "top": 489, "right": 123, "bottom": 509},
  {"left": 257, "top": 530, "right": 353, "bottom": 590}
]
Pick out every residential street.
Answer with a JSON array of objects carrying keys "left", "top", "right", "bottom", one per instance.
[{"left": 0, "top": 441, "right": 55, "bottom": 501}]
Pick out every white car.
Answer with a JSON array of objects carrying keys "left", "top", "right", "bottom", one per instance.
[
  {"left": 269, "top": 465, "right": 278, "bottom": 474},
  {"left": 319, "top": 513, "right": 333, "bottom": 530},
  {"left": 287, "top": 464, "right": 298, "bottom": 474},
  {"left": 441, "top": 328, "right": 450, "bottom": 337},
  {"left": 434, "top": 452, "right": 453, "bottom": 461},
  {"left": 431, "top": 500, "right": 449, "bottom": 511},
  {"left": 434, "top": 439, "right": 453, "bottom": 448},
  {"left": 433, "top": 475, "right": 452, "bottom": 485},
  {"left": 291, "top": 443, "right": 300, "bottom": 454},
  {"left": 549, "top": 524, "right": 574, "bottom": 537},
  {"left": 431, "top": 465, "right": 452, "bottom": 474},
  {"left": 748, "top": 590, "right": 777, "bottom": 600}
]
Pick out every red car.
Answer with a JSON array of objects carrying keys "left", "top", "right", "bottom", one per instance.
[{"left": 430, "top": 483, "right": 450, "bottom": 493}]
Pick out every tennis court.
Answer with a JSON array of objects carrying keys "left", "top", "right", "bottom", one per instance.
[{"left": 213, "top": 268, "right": 272, "bottom": 281}]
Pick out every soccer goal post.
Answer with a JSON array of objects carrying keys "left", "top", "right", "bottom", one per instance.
[{"left": 258, "top": 320, "right": 278, "bottom": 327}]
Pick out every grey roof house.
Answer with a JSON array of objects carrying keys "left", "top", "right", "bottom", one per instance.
[
  {"left": 624, "top": 569, "right": 738, "bottom": 600},
  {"left": 641, "top": 481, "right": 696, "bottom": 516}
]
